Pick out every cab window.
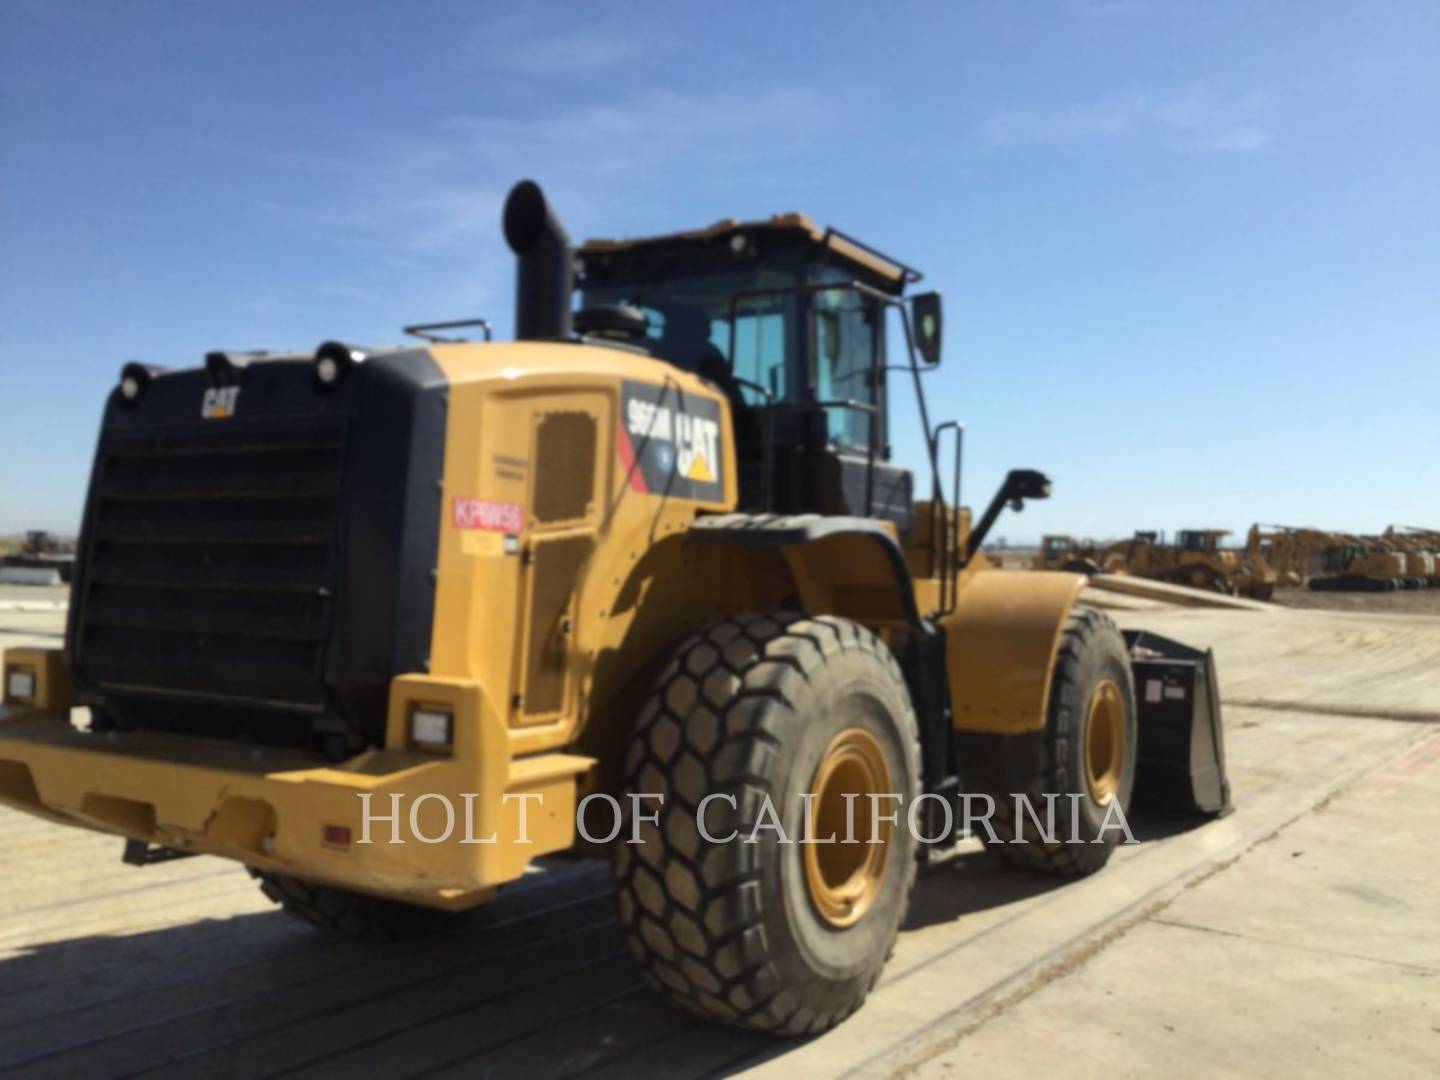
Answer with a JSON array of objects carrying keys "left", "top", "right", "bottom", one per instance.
[
  {"left": 709, "top": 300, "right": 788, "bottom": 404},
  {"left": 811, "top": 279, "right": 879, "bottom": 451}
]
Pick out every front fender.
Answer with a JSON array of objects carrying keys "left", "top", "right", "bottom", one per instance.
[
  {"left": 938, "top": 570, "right": 1086, "bottom": 734},
  {"left": 685, "top": 513, "right": 923, "bottom": 630}
]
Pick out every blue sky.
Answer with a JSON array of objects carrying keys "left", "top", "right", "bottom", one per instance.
[{"left": 2, "top": 1, "right": 1437, "bottom": 542}]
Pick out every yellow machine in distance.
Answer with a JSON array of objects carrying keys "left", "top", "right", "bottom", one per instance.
[
  {"left": 1051, "top": 528, "right": 1277, "bottom": 600},
  {"left": 1250, "top": 524, "right": 1419, "bottom": 592},
  {"left": 0, "top": 182, "right": 1227, "bottom": 1035},
  {"left": 1032, "top": 534, "right": 1104, "bottom": 573}
]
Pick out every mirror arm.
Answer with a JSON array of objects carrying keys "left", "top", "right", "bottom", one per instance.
[{"left": 966, "top": 469, "right": 1053, "bottom": 562}]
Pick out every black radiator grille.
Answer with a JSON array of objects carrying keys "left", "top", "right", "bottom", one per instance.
[{"left": 74, "top": 419, "right": 348, "bottom": 712}]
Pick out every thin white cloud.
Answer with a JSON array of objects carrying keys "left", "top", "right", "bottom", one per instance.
[
  {"left": 252, "top": 82, "right": 840, "bottom": 265},
  {"left": 474, "top": 27, "right": 647, "bottom": 76},
  {"left": 978, "top": 83, "right": 1272, "bottom": 155},
  {"left": 1155, "top": 84, "right": 1272, "bottom": 154},
  {"left": 980, "top": 98, "right": 1144, "bottom": 145}
]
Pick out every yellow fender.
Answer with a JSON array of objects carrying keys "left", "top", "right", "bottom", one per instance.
[{"left": 939, "top": 571, "right": 1086, "bottom": 735}]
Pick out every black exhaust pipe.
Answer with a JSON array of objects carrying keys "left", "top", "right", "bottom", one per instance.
[{"left": 503, "top": 180, "right": 573, "bottom": 341}]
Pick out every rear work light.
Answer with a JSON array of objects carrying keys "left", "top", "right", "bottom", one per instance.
[
  {"left": 5, "top": 667, "right": 36, "bottom": 703},
  {"left": 410, "top": 707, "right": 454, "bottom": 750}
]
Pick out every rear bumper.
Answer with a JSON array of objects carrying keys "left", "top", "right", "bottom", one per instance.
[{"left": 0, "top": 658, "right": 591, "bottom": 910}]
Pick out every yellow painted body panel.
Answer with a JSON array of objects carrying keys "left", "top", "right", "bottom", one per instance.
[
  {"left": 939, "top": 570, "right": 1085, "bottom": 734},
  {"left": 0, "top": 338, "right": 1084, "bottom": 905},
  {"left": 425, "top": 341, "right": 737, "bottom": 758},
  {"left": 0, "top": 664, "right": 589, "bottom": 909}
]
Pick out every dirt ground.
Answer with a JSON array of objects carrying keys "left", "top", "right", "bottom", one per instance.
[
  {"left": 1270, "top": 585, "right": 1440, "bottom": 616},
  {"left": 982, "top": 556, "right": 1440, "bottom": 617}
]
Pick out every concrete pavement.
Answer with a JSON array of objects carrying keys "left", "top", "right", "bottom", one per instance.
[
  {"left": 912, "top": 731, "right": 1440, "bottom": 1078},
  {"left": 0, "top": 599, "right": 1436, "bottom": 1077}
]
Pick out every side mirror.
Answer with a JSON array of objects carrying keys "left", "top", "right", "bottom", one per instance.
[
  {"left": 911, "top": 291, "right": 943, "bottom": 365},
  {"left": 1008, "top": 469, "right": 1052, "bottom": 501}
]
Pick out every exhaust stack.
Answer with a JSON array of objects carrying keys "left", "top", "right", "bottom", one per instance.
[{"left": 503, "top": 180, "right": 573, "bottom": 341}]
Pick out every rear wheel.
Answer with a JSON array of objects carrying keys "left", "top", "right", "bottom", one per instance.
[
  {"left": 612, "top": 612, "right": 920, "bottom": 1035},
  {"left": 251, "top": 870, "right": 469, "bottom": 940},
  {"left": 961, "top": 608, "right": 1137, "bottom": 876}
]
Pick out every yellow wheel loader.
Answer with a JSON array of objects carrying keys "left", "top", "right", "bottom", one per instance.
[
  {"left": 1032, "top": 534, "right": 1103, "bottom": 573},
  {"left": 0, "top": 182, "right": 1228, "bottom": 1035}
]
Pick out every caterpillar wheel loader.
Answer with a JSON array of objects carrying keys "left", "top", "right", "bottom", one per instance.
[
  {"left": 1032, "top": 534, "right": 1104, "bottom": 574},
  {"left": 0, "top": 182, "right": 1228, "bottom": 1036}
]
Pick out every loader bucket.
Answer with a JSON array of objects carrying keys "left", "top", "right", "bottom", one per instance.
[{"left": 1122, "top": 630, "right": 1233, "bottom": 816}]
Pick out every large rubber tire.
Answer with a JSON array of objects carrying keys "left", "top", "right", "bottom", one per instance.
[
  {"left": 250, "top": 870, "right": 468, "bottom": 941},
  {"left": 1063, "top": 558, "right": 1102, "bottom": 575},
  {"left": 959, "top": 608, "right": 1137, "bottom": 876},
  {"left": 613, "top": 612, "right": 921, "bottom": 1036}
]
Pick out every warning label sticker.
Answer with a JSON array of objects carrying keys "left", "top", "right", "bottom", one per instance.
[{"left": 617, "top": 380, "right": 725, "bottom": 503}]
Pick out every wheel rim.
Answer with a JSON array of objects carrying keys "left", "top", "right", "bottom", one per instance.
[
  {"left": 1083, "top": 679, "right": 1125, "bottom": 804},
  {"left": 804, "top": 727, "right": 892, "bottom": 928}
]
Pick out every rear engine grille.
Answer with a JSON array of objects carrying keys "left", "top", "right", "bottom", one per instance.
[{"left": 75, "top": 420, "right": 348, "bottom": 714}]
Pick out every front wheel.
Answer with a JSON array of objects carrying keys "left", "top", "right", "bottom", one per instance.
[
  {"left": 960, "top": 608, "right": 1138, "bottom": 876},
  {"left": 613, "top": 613, "right": 921, "bottom": 1036}
]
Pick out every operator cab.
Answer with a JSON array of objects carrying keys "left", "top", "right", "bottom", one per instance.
[
  {"left": 574, "top": 214, "right": 941, "bottom": 534},
  {"left": 1178, "top": 530, "right": 1227, "bottom": 554}
]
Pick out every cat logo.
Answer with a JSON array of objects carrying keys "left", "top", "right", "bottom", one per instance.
[
  {"left": 617, "top": 380, "right": 726, "bottom": 503},
  {"left": 674, "top": 412, "right": 719, "bottom": 482},
  {"left": 202, "top": 386, "right": 241, "bottom": 420}
]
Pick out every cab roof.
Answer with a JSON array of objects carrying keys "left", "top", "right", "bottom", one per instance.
[{"left": 579, "top": 212, "right": 921, "bottom": 293}]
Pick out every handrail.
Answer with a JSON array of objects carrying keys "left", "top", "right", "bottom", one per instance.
[
  {"left": 403, "top": 319, "right": 494, "bottom": 343},
  {"left": 930, "top": 421, "right": 963, "bottom": 613}
]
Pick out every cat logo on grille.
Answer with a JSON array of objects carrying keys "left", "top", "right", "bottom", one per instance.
[{"left": 201, "top": 386, "right": 241, "bottom": 419}]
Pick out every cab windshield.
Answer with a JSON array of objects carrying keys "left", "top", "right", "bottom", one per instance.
[
  {"left": 581, "top": 268, "right": 799, "bottom": 406},
  {"left": 580, "top": 262, "right": 882, "bottom": 452}
]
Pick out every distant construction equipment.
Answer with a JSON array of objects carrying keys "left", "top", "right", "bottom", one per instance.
[
  {"left": 1104, "top": 529, "right": 1276, "bottom": 600},
  {"left": 1035, "top": 529, "right": 1276, "bottom": 600},
  {"left": 0, "top": 530, "right": 75, "bottom": 585},
  {"left": 1031, "top": 534, "right": 1104, "bottom": 573},
  {"left": 1246, "top": 525, "right": 1437, "bottom": 592}
]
